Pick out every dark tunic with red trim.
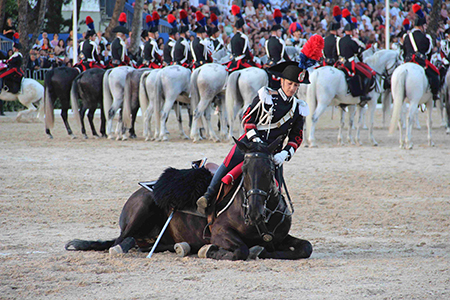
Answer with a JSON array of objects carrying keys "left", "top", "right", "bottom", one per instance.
[{"left": 223, "top": 87, "right": 307, "bottom": 168}]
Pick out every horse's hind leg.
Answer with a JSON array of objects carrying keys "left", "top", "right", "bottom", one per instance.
[
  {"left": 61, "top": 107, "right": 76, "bottom": 139},
  {"left": 80, "top": 106, "right": 88, "bottom": 139},
  {"left": 87, "top": 107, "right": 99, "bottom": 138},
  {"left": 16, "top": 102, "right": 37, "bottom": 122},
  {"left": 426, "top": 99, "right": 434, "bottom": 147},
  {"left": 251, "top": 235, "right": 312, "bottom": 260},
  {"left": 347, "top": 105, "right": 356, "bottom": 145},
  {"left": 199, "top": 244, "right": 249, "bottom": 261}
]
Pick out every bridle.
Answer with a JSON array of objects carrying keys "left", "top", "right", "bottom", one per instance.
[{"left": 241, "top": 152, "right": 292, "bottom": 244}]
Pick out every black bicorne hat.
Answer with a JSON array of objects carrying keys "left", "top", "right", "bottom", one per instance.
[
  {"left": 268, "top": 61, "right": 310, "bottom": 84},
  {"left": 207, "top": 26, "right": 219, "bottom": 36},
  {"left": 180, "top": 25, "right": 189, "bottom": 34},
  {"left": 112, "top": 26, "right": 128, "bottom": 34},
  {"left": 344, "top": 23, "right": 353, "bottom": 32},
  {"left": 85, "top": 29, "right": 96, "bottom": 38},
  {"left": 235, "top": 18, "right": 245, "bottom": 29},
  {"left": 329, "top": 21, "right": 340, "bottom": 31},
  {"left": 193, "top": 23, "right": 206, "bottom": 33},
  {"left": 141, "top": 29, "right": 149, "bottom": 39},
  {"left": 149, "top": 25, "right": 159, "bottom": 33},
  {"left": 170, "top": 26, "right": 178, "bottom": 35},
  {"left": 13, "top": 42, "right": 22, "bottom": 50},
  {"left": 270, "top": 24, "right": 282, "bottom": 32}
]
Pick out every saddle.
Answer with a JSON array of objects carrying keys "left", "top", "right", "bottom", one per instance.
[
  {"left": 2, "top": 74, "right": 23, "bottom": 94},
  {"left": 335, "top": 60, "right": 376, "bottom": 97}
]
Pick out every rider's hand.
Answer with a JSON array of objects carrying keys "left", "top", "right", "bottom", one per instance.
[{"left": 273, "top": 150, "right": 288, "bottom": 166}]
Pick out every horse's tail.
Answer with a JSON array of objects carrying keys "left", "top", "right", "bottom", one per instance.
[
  {"left": 122, "top": 71, "right": 133, "bottom": 130},
  {"left": 389, "top": 68, "right": 407, "bottom": 134},
  {"left": 190, "top": 67, "right": 201, "bottom": 112},
  {"left": 102, "top": 69, "right": 114, "bottom": 121},
  {"left": 65, "top": 239, "right": 116, "bottom": 251},
  {"left": 381, "top": 89, "right": 391, "bottom": 128},
  {"left": 44, "top": 69, "right": 55, "bottom": 131},
  {"left": 139, "top": 71, "right": 151, "bottom": 118},
  {"left": 70, "top": 74, "right": 82, "bottom": 129},
  {"left": 225, "top": 70, "right": 242, "bottom": 124}
]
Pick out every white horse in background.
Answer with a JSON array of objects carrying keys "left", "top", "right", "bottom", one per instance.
[
  {"left": 190, "top": 63, "right": 228, "bottom": 142},
  {"left": 225, "top": 67, "right": 268, "bottom": 140},
  {"left": 102, "top": 66, "right": 134, "bottom": 140},
  {"left": 389, "top": 63, "right": 434, "bottom": 149},
  {"left": 305, "top": 49, "right": 400, "bottom": 147},
  {"left": 442, "top": 71, "right": 450, "bottom": 134},
  {"left": 0, "top": 78, "right": 44, "bottom": 121},
  {"left": 140, "top": 65, "right": 191, "bottom": 141}
]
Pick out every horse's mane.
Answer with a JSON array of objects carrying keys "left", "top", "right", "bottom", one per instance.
[{"left": 153, "top": 167, "right": 212, "bottom": 211}]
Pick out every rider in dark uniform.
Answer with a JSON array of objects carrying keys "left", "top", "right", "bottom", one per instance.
[
  {"left": 164, "top": 14, "right": 178, "bottom": 66},
  {"left": 81, "top": 29, "right": 102, "bottom": 67},
  {"left": 265, "top": 9, "right": 290, "bottom": 68},
  {"left": 207, "top": 26, "right": 224, "bottom": 55},
  {"left": 110, "top": 26, "right": 129, "bottom": 67},
  {"left": 227, "top": 5, "right": 255, "bottom": 72},
  {"left": 172, "top": 10, "right": 191, "bottom": 68},
  {"left": 402, "top": 4, "right": 440, "bottom": 100},
  {"left": 143, "top": 19, "right": 163, "bottom": 69},
  {"left": 337, "top": 23, "right": 372, "bottom": 103},
  {"left": 196, "top": 36, "right": 325, "bottom": 214},
  {"left": 323, "top": 9, "right": 341, "bottom": 66},
  {"left": 0, "top": 42, "right": 24, "bottom": 94},
  {"left": 191, "top": 24, "right": 212, "bottom": 68}
]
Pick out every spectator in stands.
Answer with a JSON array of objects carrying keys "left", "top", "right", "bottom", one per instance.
[
  {"left": 65, "top": 39, "right": 74, "bottom": 66},
  {"left": 41, "top": 38, "right": 51, "bottom": 51},
  {"left": 7, "top": 49, "right": 13, "bottom": 58},
  {"left": 39, "top": 50, "right": 50, "bottom": 68},
  {"left": 32, "top": 38, "right": 41, "bottom": 50},
  {"left": 47, "top": 50, "right": 59, "bottom": 68},
  {"left": 54, "top": 39, "right": 65, "bottom": 57},
  {"left": 3, "top": 18, "right": 16, "bottom": 40},
  {"left": 102, "top": 43, "right": 111, "bottom": 65},
  {"left": 50, "top": 34, "right": 59, "bottom": 48},
  {"left": 143, "top": 1, "right": 150, "bottom": 14},
  {"left": 96, "top": 31, "right": 108, "bottom": 53},
  {"left": 245, "top": 1, "right": 256, "bottom": 17},
  {"left": 27, "top": 51, "right": 40, "bottom": 72},
  {"left": 39, "top": 32, "right": 49, "bottom": 47}
]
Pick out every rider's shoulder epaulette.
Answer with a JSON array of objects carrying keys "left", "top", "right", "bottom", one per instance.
[
  {"left": 257, "top": 86, "right": 277, "bottom": 105},
  {"left": 295, "top": 97, "right": 310, "bottom": 117}
]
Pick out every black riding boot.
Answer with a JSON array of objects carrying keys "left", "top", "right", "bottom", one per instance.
[{"left": 196, "top": 163, "right": 229, "bottom": 215}]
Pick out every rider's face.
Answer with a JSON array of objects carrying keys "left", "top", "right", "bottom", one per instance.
[{"left": 281, "top": 78, "right": 300, "bottom": 98}]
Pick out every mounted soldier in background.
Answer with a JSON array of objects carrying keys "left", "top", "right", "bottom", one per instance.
[
  {"left": 207, "top": 13, "right": 224, "bottom": 56},
  {"left": 172, "top": 9, "right": 191, "bottom": 68},
  {"left": 264, "top": 9, "right": 290, "bottom": 68},
  {"left": 163, "top": 14, "right": 178, "bottom": 66},
  {"left": 191, "top": 11, "right": 212, "bottom": 69},
  {"left": 0, "top": 39, "right": 24, "bottom": 94},
  {"left": 335, "top": 9, "right": 375, "bottom": 105},
  {"left": 403, "top": 4, "right": 440, "bottom": 100},
  {"left": 323, "top": 6, "right": 341, "bottom": 66},
  {"left": 110, "top": 13, "right": 130, "bottom": 67},
  {"left": 226, "top": 5, "right": 256, "bottom": 72},
  {"left": 79, "top": 16, "right": 103, "bottom": 70},
  {"left": 285, "top": 22, "right": 305, "bottom": 48},
  {"left": 143, "top": 13, "right": 163, "bottom": 69}
]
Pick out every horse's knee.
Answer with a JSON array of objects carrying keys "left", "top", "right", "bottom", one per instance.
[{"left": 299, "top": 240, "right": 313, "bottom": 258}]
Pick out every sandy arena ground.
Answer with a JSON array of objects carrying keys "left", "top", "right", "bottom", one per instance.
[{"left": 0, "top": 106, "right": 449, "bottom": 299}]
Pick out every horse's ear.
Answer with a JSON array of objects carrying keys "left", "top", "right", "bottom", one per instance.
[
  {"left": 267, "top": 136, "right": 284, "bottom": 153},
  {"left": 233, "top": 136, "right": 250, "bottom": 153}
]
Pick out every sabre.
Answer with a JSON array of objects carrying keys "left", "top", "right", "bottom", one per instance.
[{"left": 147, "top": 210, "right": 174, "bottom": 258}]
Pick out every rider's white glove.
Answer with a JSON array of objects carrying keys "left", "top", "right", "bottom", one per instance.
[{"left": 273, "top": 150, "right": 288, "bottom": 166}]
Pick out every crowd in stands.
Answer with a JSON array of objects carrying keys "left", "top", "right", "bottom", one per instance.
[{"left": 2, "top": 0, "right": 450, "bottom": 73}]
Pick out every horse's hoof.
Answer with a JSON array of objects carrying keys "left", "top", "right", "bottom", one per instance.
[
  {"left": 116, "top": 136, "right": 121, "bottom": 141},
  {"left": 70, "top": 134, "right": 77, "bottom": 140},
  {"left": 83, "top": 134, "right": 88, "bottom": 139},
  {"left": 130, "top": 134, "right": 137, "bottom": 139},
  {"left": 372, "top": 141, "right": 378, "bottom": 147},
  {"left": 47, "top": 134, "right": 53, "bottom": 139},
  {"left": 406, "top": 144, "right": 413, "bottom": 150},
  {"left": 94, "top": 135, "right": 99, "bottom": 140},
  {"left": 162, "top": 136, "right": 169, "bottom": 142},
  {"left": 122, "top": 136, "right": 128, "bottom": 141},
  {"left": 198, "top": 244, "right": 217, "bottom": 258},
  {"left": 109, "top": 245, "right": 123, "bottom": 256},
  {"left": 248, "top": 246, "right": 264, "bottom": 260},
  {"left": 108, "top": 135, "right": 114, "bottom": 140},
  {"left": 429, "top": 141, "right": 435, "bottom": 147},
  {"left": 174, "top": 242, "right": 191, "bottom": 257},
  {"left": 446, "top": 129, "right": 450, "bottom": 135}
]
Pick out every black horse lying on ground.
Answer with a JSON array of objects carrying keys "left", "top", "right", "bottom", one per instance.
[{"left": 66, "top": 136, "right": 312, "bottom": 260}]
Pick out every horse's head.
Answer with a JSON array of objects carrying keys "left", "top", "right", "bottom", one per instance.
[{"left": 233, "top": 136, "right": 283, "bottom": 225}]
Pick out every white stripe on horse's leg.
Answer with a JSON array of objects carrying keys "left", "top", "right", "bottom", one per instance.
[
  {"left": 338, "top": 107, "right": 346, "bottom": 146},
  {"left": 367, "top": 97, "right": 378, "bottom": 146}
]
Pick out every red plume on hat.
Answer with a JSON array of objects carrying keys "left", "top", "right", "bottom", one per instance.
[
  {"left": 342, "top": 8, "right": 351, "bottom": 23},
  {"left": 351, "top": 17, "right": 357, "bottom": 24},
  {"left": 119, "top": 12, "right": 127, "bottom": 26},
  {"left": 86, "top": 16, "right": 94, "bottom": 30},
  {"left": 333, "top": 6, "right": 342, "bottom": 22},
  {"left": 403, "top": 18, "right": 410, "bottom": 30},
  {"left": 301, "top": 34, "right": 324, "bottom": 62},
  {"left": 231, "top": 5, "right": 242, "bottom": 18},
  {"left": 413, "top": 3, "right": 425, "bottom": 18},
  {"left": 13, "top": 32, "right": 19, "bottom": 39},
  {"left": 210, "top": 12, "right": 218, "bottom": 26},
  {"left": 179, "top": 9, "right": 189, "bottom": 25},
  {"left": 152, "top": 11, "right": 160, "bottom": 26},
  {"left": 196, "top": 11, "right": 206, "bottom": 27},
  {"left": 146, "top": 15, "right": 154, "bottom": 28},
  {"left": 274, "top": 9, "right": 283, "bottom": 25}
]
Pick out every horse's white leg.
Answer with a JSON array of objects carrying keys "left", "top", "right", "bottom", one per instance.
[
  {"left": 437, "top": 97, "right": 446, "bottom": 127},
  {"left": 337, "top": 107, "right": 346, "bottom": 146},
  {"left": 414, "top": 108, "right": 421, "bottom": 130},
  {"left": 426, "top": 99, "right": 434, "bottom": 147},
  {"left": 355, "top": 105, "right": 363, "bottom": 145},
  {"left": 309, "top": 103, "right": 327, "bottom": 148},
  {"left": 347, "top": 105, "right": 356, "bottom": 145},
  {"left": 174, "top": 103, "right": 189, "bottom": 140},
  {"left": 144, "top": 102, "right": 154, "bottom": 141},
  {"left": 159, "top": 99, "right": 175, "bottom": 141},
  {"left": 367, "top": 96, "right": 378, "bottom": 146},
  {"left": 204, "top": 103, "right": 220, "bottom": 142},
  {"left": 191, "top": 98, "right": 212, "bottom": 142},
  {"left": 405, "top": 102, "right": 419, "bottom": 150},
  {"left": 360, "top": 105, "right": 368, "bottom": 130},
  {"left": 16, "top": 102, "right": 38, "bottom": 122}
]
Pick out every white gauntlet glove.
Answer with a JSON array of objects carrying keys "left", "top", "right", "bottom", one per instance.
[{"left": 273, "top": 150, "right": 288, "bottom": 166}]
